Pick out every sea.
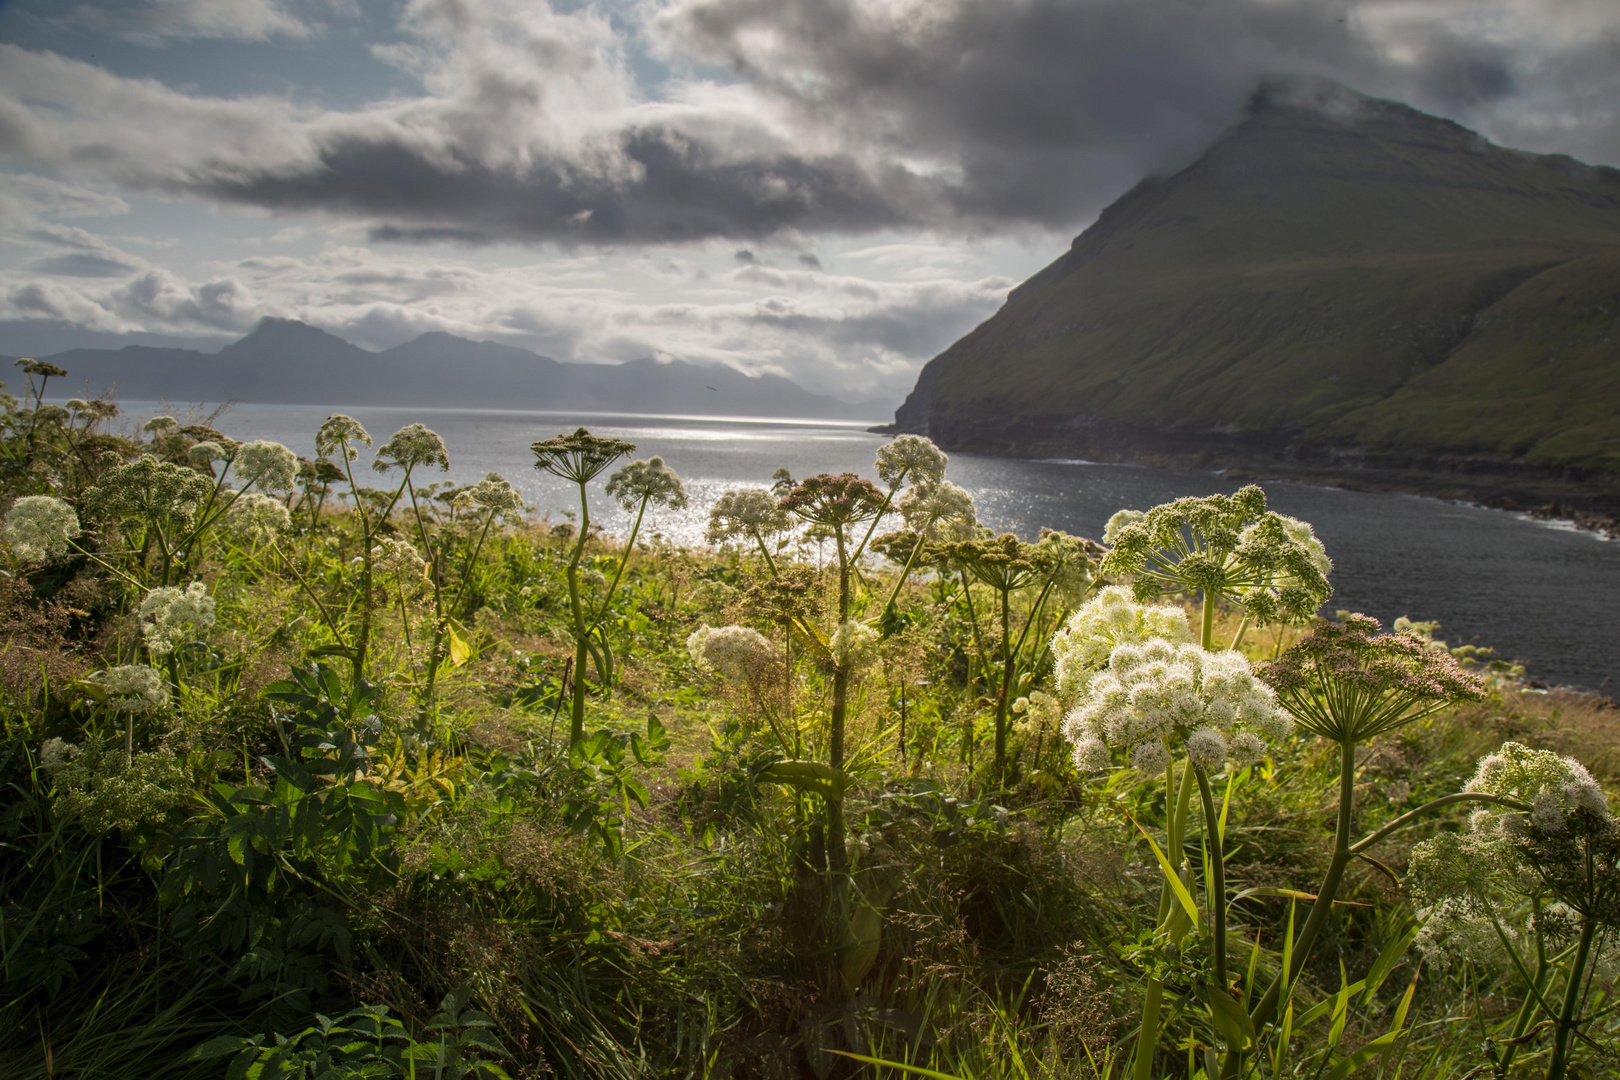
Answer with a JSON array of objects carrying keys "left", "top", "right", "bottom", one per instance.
[{"left": 123, "top": 403, "right": 1620, "bottom": 693}]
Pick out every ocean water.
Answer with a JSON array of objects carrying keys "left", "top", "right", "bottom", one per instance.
[{"left": 129, "top": 403, "right": 1620, "bottom": 692}]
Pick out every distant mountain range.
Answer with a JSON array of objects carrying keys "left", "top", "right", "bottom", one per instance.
[
  {"left": 885, "top": 84, "right": 1620, "bottom": 516},
  {"left": 6, "top": 319, "right": 886, "bottom": 421}
]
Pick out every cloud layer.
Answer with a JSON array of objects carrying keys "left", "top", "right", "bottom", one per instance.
[{"left": 4, "top": 0, "right": 1617, "bottom": 247}]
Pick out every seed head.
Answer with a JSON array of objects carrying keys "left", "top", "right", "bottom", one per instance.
[
  {"left": 779, "top": 473, "right": 887, "bottom": 528},
  {"left": 531, "top": 427, "right": 635, "bottom": 485}
]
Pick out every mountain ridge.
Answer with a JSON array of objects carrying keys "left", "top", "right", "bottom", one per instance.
[
  {"left": 11, "top": 318, "right": 886, "bottom": 421},
  {"left": 886, "top": 85, "right": 1620, "bottom": 516}
]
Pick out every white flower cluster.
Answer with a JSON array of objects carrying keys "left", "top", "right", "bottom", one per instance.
[
  {"left": 1249, "top": 514, "right": 1332, "bottom": 577},
  {"left": 875, "top": 434, "right": 948, "bottom": 490},
  {"left": 1064, "top": 638, "right": 1288, "bottom": 775},
  {"left": 233, "top": 440, "right": 299, "bottom": 492},
  {"left": 1050, "top": 586, "right": 1193, "bottom": 704},
  {"left": 188, "top": 441, "right": 228, "bottom": 469},
  {"left": 1414, "top": 897, "right": 1515, "bottom": 973},
  {"left": 687, "top": 624, "right": 777, "bottom": 681},
  {"left": 4, "top": 494, "right": 81, "bottom": 562},
  {"left": 40, "top": 736, "right": 79, "bottom": 773},
  {"left": 706, "top": 488, "right": 792, "bottom": 546},
  {"left": 454, "top": 472, "right": 524, "bottom": 517},
  {"left": 361, "top": 537, "right": 429, "bottom": 582},
  {"left": 830, "top": 620, "right": 880, "bottom": 671},
  {"left": 1102, "top": 509, "right": 1145, "bottom": 545},
  {"left": 898, "top": 479, "right": 977, "bottom": 542},
  {"left": 1466, "top": 742, "right": 1613, "bottom": 837},
  {"left": 1012, "top": 690, "right": 1063, "bottom": 737},
  {"left": 221, "top": 492, "right": 292, "bottom": 545},
  {"left": 87, "top": 664, "right": 169, "bottom": 713},
  {"left": 139, "top": 582, "right": 216, "bottom": 657}
]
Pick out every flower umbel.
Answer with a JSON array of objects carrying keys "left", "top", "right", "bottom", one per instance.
[
  {"left": 139, "top": 582, "right": 216, "bottom": 657},
  {"left": 4, "top": 495, "right": 81, "bottom": 561}
]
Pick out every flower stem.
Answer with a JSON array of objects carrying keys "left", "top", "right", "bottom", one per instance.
[
  {"left": 1546, "top": 916, "right": 1597, "bottom": 1080},
  {"left": 1196, "top": 765, "right": 1228, "bottom": 991}
]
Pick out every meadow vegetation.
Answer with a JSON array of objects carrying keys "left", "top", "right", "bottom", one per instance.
[{"left": 4, "top": 357, "right": 1620, "bottom": 1080}]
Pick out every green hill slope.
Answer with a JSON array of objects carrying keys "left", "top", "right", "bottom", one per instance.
[{"left": 889, "top": 86, "right": 1620, "bottom": 508}]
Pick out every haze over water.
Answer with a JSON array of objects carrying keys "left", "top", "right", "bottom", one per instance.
[{"left": 167, "top": 403, "right": 1620, "bottom": 693}]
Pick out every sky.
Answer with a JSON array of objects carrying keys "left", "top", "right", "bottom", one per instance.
[{"left": 1, "top": 0, "right": 1618, "bottom": 405}]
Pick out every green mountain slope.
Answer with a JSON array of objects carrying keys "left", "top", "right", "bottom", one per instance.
[{"left": 890, "top": 86, "right": 1620, "bottom": 503}]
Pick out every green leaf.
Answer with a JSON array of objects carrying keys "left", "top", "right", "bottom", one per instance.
[
  {"left": 825, "top": 1050, "right": 967, "bottom": 1080},
  {"left": 1363, "top": 923, "right": 1419, "bottom": 1004},
  {"left": 1316, "top": 1031, "right": 1402, "bottom": 1080},
  {"left": 1205, "top": 985, "right": 1256, "bottom": 1050},
  {"left": 1131, "top": 817, "right": 1199, "bottom": 930},
  {"left": 191, "top": 1035, "right": 254, "bottom": 1060},
  {"left": 446, "top": 620, "right": 473, "bottom": 667}
]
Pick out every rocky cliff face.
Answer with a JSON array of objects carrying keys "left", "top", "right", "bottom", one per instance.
[{"left": 887, "top": 84, "right": 1620, "bottom": 512}]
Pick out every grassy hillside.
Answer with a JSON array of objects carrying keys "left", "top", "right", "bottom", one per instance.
[{"left": 893, "top": 87, "right": 1620, "bottom": 484}]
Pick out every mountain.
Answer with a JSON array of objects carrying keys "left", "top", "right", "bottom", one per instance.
[
  {"left": 886, "top": 84, "right": 1620, "bottom": 514},
  {"left": 14, "top": 319, "right": 882, "bottom": 420}
]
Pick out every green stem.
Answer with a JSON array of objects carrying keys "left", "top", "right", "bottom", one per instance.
[
  {"left": 1201, "top": 590, "right": 1217, "bottom": 651},
  {"left": 1241, "top": 740, "right": 1356, "bottom": 1051},
  {"left": 1349, "top": 792, "right": 1530, "bottom": 854},
  {"left": 565, "top": 478, "right": 592, "bottom": 744},
  {"left": 1196, "top": 765, "right": 1229, "bottom": 991},
  {"left": 1546, "top": 917, "right": 1597, "bottom": 1080}
]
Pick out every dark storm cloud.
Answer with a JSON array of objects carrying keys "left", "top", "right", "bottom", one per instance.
[
  {"left": 28, "top": 253, "right": 142, "bottom": 278},
  {"left": 3, "top": 0, "right": 1618, "bottom": 246}
]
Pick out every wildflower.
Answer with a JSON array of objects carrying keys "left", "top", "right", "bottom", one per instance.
[
  {"left": 65, "top": 398, "right": 89, "bottom": 412},
  {"left": 1099, "top": 486, "right": 1332, "bottom": 624},
  {"left": 139, "top": 582, "right": 216, "bottom": 656},
  {"left": 829, "top": 620, "right": 880, "bottom": 671},
  {"left": 606, "top": 456, "right": 688, "bottom": 512},
  {"left": 50, "top": 738, "right": 186, "bottom": 835},
  {"left": 233, "top": 439, "right": 299, "bottom": 492},
  {"left": 780, "top": 473, "right": 887, "bottom": 529},
  {"left": 1050, "top": 586, "right": 1193, "bottom": 705},
  {"left": 706, "top": 488, "right": 792, "bottom": 546},
  {"left": 1065, "top": 637, "right": 1287, "bottom": 774},
  {"left": 85, "top": 665, "right": 169, "bottom": 713},
  {"left": 531, "top": 427, "right": 635, "bottom": 484},
  {"left": 221, "top": 492, "right": 292, "bottom": 545},
  {"left": 1414, "top": 898, "right": 1514, "bottom": 973},
  {"left": 40, "top": 737, "right": 78, "bottom": 774},
  {"left": 1013, "top": 690, "right": 1063, "bottom": 737},
  {"left": 316, "top": 414, "right": 372, "bottom": 461},
  {"left": 1259, "top": 614, "right": 1485, "bottom": 744},
  {"left": 687, "top": 624, "right": 777, "bottom": 681},
  {"left": 1465, "top": 742, "right": 1612, "bottom": 833},
  {"left": 4, "top": 495, "right": 81, "bottom": 561},
  {"left": 375, "top": 423, "right": 450, "bottom": 474},
  {"left": 188, "top": 441, "right": 227, "bottom": 469},
  {"left": 364, "top": 537, "right": 428, "bottom": 581},
  {"left": 143, "top": 415, "right": 179, "bottom": 435},
  {"left": 898, "top": 479, "right": 977, "bottom": 542},
  {"left": 457, "top": 472, "right": 524, "bottom": 516},
  {"left": 875, "top": 434, "right": 947, "bottom": 491},
  {"left": 84, "top": 454, "right": 214, "bottom": 525},
  {"left": 1103, "top": 509, "right": 1145, "bottom": 545}
]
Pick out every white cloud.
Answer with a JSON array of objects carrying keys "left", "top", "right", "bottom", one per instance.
[{"left": 60, "top": 0, "right": 314, "bottom": 43}]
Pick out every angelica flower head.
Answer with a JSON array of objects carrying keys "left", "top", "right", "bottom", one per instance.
[
  {"left": 706, "top": 488, "right": 792, "bottom": 546},
  {"left": 316, "top": 414, "right": 372, "bottom": 461},
  {"left": 4, "top": 495, "right": 81, "bottom": 562},
  {"left": 364, "top": 537, "right": 428, "bottom": 581},
  {"left": 780, "top": 473, "right": 887, "bottom": 529},
  {"left": 139, "top": 582, "right": 216, "bottom": 657},
  {"left": 457, "top": 472, "right": 524, "bottom": 516},
  {"left": 1415, "top": 897, "right": 1515, "bottom": 973},
  {"left": 188, "top": 441, "right": 227, "bottom": 469},
  {"left": 898, "top": 479, "right": 977, "bottom": 542},
  {"left": 1065, "top": 638, "right": 1287, "bottom": 774},
  {"left": 829, "top": 620, "right": 880, "bottom": 672},
  {"left": 531, "top": 427, "right": 635, "bottom": 485},
  {"left": 143, "top": 415, "right": 179, "bottom": 435},
  {"left": 374, "top": 423, "right": 449, "bottom": 474},
  {"left": 1050, "top": 586, "right": 1193, "bottom": 704},
  {"left": 875, "top": 434, "right": 947, "bottom": 491},
  {"left": 40, "top": 737, "right": 78, "bottom": 774},
  {"left": 606, "top": 456, "right": 688, "bottom": 513},
  {"left": 86, "top": 665, "right": 168, "bottom": 714},
  {"left": 221, "top": 492, "right": 291, "bottom": 545},
  {"left": 1260, "top": 614, "right": 1486, "bottom": 744},
  {"left": 687, "top": 624, "right": 777, "bottom": 682},
  {"left": 1466, "top": 742, "right": 1612, "bottom": 833},
  {"left": 85, "top": 455, "right": 214, "bottom": 524},
  {"left": 1102, "top": 509, "right": 1145, "bottom": 546},
  {"left": 1099, "top": 486, "right": 1332, "bottom": 625},
  {"left": 233, "top": 439, "right": 299, "bottom": 492}
]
